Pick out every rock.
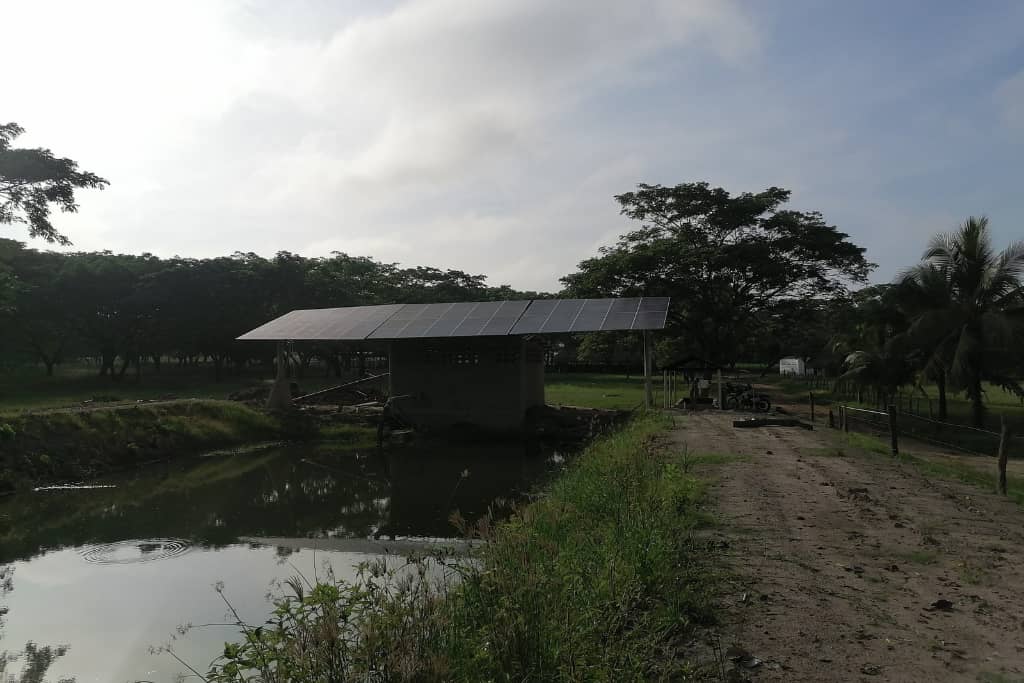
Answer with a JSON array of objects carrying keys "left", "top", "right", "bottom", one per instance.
[{"left": 925, "top": 599, "right": 955, "bottom": 612}]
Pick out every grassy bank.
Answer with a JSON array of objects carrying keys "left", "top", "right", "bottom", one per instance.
[
  {"left": 0, "top": 400, "right": 311, "bottom": 491},
  {"left": 830, "top": 431, "right": 1024, "bottom": 506},
  {"left": 203, "top": 414, "right": 716, "bottom": 681},
  {"left": 0, "top": 363, "right": 347, "bottom": 414}
]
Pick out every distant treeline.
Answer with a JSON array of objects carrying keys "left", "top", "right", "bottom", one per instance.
[{"left": 0, "top": 239, "right": 545, "bottom": 378}]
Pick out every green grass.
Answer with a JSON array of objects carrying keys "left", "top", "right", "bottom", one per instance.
[
  {"left": 977, "top": 671, "right": 1024, "bottom": 683},
  {"left": 204, "top": 414, "right": 719, "bottom": 681},
  {"left": 757, "top": 373, "right": 1024, "bottom": 433},
  {"left": 2, "top": 366, "right": 669, "bottom": 414},
  {"left": 832, "top": 431, "right": 1024, "bottom": 506},
  {"left": 544, "top": 372, "right": 669, "bottom": 410},
  {"left": 0, "top": 362, "right": 341, "bottom": 415},
  {"left": 899, "top": 549, "right": 939, "bottom": 565}
]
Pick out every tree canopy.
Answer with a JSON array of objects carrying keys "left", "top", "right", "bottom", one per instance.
[
  {"left": 561, "top": 182, "right": 873, "bottom": 365},
  {"left": 0, "top": 240, "right": 541, "bottom": 378},
  {"left": 0, "top": 122, "right": 108, "bottom": 245},
  {"left": 897, "top": 216, "right": 1024, "bottom": 425}
]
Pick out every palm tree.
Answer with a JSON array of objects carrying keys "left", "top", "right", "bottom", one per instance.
[
  {"left": 895, "top": 263, "right": 954, "bottom": 419},
  {"left": 900, "top": 216, "right": 1024, "bottom": 427}
]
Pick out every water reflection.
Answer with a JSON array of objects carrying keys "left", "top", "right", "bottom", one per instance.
[
  {"left": 0, "top": 439, "right": 564, "bottom": 682},
  {"left": 0, "top": 439, "right": 560, "bottom": 565}
]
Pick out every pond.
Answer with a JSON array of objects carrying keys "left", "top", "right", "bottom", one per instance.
[{"left": 0, "top": 439, "right": 565, "bottom": 682}]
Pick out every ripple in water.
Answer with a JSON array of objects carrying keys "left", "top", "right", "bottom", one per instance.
[{"left": 80, "top": 538, "right": 192, "bottom": 564}]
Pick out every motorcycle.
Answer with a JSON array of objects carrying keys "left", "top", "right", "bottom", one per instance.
[{"left": 723, "top": 381, "right": 771, "bottom": 413}]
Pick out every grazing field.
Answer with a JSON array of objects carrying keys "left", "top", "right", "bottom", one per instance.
[
  {"left": 760, "top": 374, "right": 1024, "bottom": 425},
  {"left": 544, "top": 371, "right": 664, "bottom": 410}
]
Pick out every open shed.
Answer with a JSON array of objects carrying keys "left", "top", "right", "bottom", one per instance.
[{"left": 238, "top": 297, "right": 670, "bottom": 432}]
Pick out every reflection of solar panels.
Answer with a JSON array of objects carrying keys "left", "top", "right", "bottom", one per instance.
[{"left": 238, "top": 297, "right": 670, "bottom": 341}]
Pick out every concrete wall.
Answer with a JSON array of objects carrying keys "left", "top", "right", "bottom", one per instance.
[{"left": 388, "top": 337, "right": 545, "bottom": 432}]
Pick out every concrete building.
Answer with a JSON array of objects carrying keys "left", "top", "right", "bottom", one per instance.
[
  {"left": 238, "top": 297, "right": 670, "bottom": 433},
  {"left": 779, "top": 357, "right": 806, "bottom": 376},
  {"left": 388, "top": 336, "right": 544, "bottom": 432}
]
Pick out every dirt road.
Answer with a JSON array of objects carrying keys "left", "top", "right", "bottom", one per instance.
[{"left": 673, "top": 411, "right": 1024, "bottom": 682}]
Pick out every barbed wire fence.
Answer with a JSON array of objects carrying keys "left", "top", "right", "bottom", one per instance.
[{"left": 832, "top": 399, "right": 1022, "bottom": 497}]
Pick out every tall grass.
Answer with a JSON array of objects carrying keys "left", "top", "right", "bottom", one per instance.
[{"left": 203, "top": 414, "right": 716, "bottom": 682}]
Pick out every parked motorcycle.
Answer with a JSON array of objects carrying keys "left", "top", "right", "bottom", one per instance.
[{"left": 723, "top": 382, "right": 771, "bottom": 413}]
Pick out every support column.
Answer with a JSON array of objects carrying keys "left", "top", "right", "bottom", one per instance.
[{"left": 266, "top": 341, "right": 293, "bottom": 412}]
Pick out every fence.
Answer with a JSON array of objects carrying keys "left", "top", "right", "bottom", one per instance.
[{"left": 834, "top": 403, "right": 1022, "bottom": 461}]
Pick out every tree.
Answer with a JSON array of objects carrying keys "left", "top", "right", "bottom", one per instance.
[
  {"left": 1, "top": 122, "right": 108, "bottom": 245},
  {"left": 561, "top": 182, "right": 873, "bottom": 365},
  {"left": 900, "top": 216, "right": 1024, "bottom": 427}
]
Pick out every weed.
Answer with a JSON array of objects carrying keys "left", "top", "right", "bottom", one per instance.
[
  {"left": 900, "top": 550, "right": 939, "bottom": 565},
  {"left": 802, "top": 447, "right": 846, "bottom": 458}
]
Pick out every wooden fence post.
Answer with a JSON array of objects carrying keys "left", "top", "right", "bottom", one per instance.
[
  {"left": 998, "top": 416, "right": 1009, "bottom": 495},
  {"left": 888, "top": 405, "right": 899, "bottom": 457},
  {"left": 809, "top": 392, "right": 815, "bottom": 423},
  {"left": 643, "top": 331, "right": 653, "bottom": 409},
  {"left": 828, "top": 408, "right": 834, "bottom": 429}
]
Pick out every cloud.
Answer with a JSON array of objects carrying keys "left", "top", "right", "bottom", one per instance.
[
  {"left": 2, "top": 0, "right": 759, "bottom": 290},
  {"left": 995, "top": 70, "right": 1024, "bottom": 132}
]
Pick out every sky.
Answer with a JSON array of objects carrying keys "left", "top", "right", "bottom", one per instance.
[{"left": 3, "top": 0, "right": 1024, "bottom": 292}]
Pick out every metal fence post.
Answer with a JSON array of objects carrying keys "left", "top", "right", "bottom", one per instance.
[{"left": 888, "top": 404, "right": 899, "bottom": 457}]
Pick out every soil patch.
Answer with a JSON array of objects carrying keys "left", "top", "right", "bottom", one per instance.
[{"left": 674, "top": 410, "right": 1024, "bottom": 682}]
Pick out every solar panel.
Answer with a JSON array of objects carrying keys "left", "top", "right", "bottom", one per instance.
[
  {"left": 570, "top": 298, "right": 614, "bottom": 332},
  {"left": 506, "top": 297, "right": 669, "bottom": 335},
  {"left": 237, "top": 297, "right": 669, "bottom": 341},
  {"left": 479, "top": 300, "right": 531, "bottom": 336},
  {"left": 237, "top": 304, "right": 403, "bottom": 341},
  {"left": 508, "top": 299, "right": 556, "bottom": 334},
  {"left": 630, "top": 297, "right": 671, "bottom": 330}
]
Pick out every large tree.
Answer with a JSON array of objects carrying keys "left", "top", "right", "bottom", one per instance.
[
  {"left": 561, "top": 182, "right": 873, "bottom": 365},
  {"left": 1, "top": 122, "right": 108, "bottom": 245},
  {"left": 900, "top": 216, "right": 1024, "bottom": 427}
]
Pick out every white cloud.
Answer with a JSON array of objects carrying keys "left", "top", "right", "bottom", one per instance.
[
  {"left": 995, "top": 70, "right": 1024, "bottom": 132},
  {"left": 2, "top": 0, "right": 760, "bottom": 290}
]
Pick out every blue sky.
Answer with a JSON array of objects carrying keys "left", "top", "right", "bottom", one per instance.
[{"left": 3, "top": 0, "right": 1023, "bottom": 291}]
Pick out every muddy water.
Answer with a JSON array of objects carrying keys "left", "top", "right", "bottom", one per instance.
[{"left": 0, "top": 440, "right": 564, "bottom": 682}]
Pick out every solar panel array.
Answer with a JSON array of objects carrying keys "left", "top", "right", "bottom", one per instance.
[
  {"left": 237, "top": 304, "right": 404, "bottom": 341},
  {"left": 237, "top": 297, "right": 670, "bottom": 341}
]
